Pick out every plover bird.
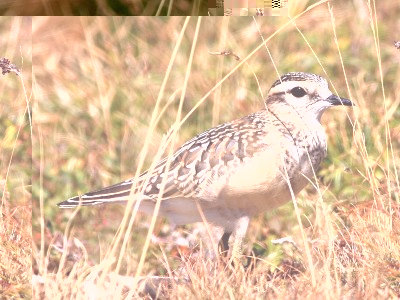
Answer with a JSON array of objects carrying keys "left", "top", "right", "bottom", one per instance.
[{"left": 58, "top": 72, "right": 353, "bottom": 254}]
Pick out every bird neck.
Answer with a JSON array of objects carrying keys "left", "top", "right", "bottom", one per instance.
[{"left": 266, "top": 104, "right": 321, "bottom": 131}]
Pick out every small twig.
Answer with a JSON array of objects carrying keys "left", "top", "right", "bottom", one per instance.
[
  {"left": 208, "top": 50, "right": 241, "bottom": 61},
  {"left": 0, "top": 57, "right": 21, "bottom": 76}
]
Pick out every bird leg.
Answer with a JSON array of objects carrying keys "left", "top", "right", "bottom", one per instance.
[
  {"left": 229, "top": 216, "right": 250, "bottom": 263},
  {"left": 218, "top": 216, "right": 250, "bottom": 264},
  {"left": 218, "top": 232, "right": 232, "bottom": 256}
]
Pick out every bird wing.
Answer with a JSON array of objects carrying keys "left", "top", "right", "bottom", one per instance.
[{"left": 58, "top": 110, "right": 275, "bottom": 208}]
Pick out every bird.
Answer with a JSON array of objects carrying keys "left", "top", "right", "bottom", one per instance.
[{"left": 58, "top": 72, "right": 353, "bottom": 256}]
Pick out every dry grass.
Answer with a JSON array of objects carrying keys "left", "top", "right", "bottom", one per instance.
[
  {"left": 0, "top": 17, "right": 32, "bottom": 299},
  {"left": 32, "top": 2, "right": 399, "bottom": 299}
]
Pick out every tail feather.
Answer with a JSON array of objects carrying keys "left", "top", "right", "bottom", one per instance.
[{"left": 57, "top": 180, "right": 134, "bottom": 208}]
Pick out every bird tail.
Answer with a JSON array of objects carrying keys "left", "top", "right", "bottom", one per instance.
[{"left": 57, "top": 180, "right": 135, "bottom": 208}]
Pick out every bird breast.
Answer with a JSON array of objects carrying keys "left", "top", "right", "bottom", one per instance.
[{"left": 206, "top": 119, "right": 327, "bottom": 217}]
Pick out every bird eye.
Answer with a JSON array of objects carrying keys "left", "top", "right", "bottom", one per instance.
[{"left": 290, "top": 87, "right": 307, "bottom": 98}]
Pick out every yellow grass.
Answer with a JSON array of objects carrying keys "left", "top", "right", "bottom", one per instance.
[
  {"left": 0, "top": 16, "right": 32, "bottom": 299},
  {"left": 31, "top": 2, "right": 400, "bottom": 299}
]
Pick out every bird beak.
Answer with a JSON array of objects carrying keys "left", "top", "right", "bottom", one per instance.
[{"left": 326, "top": 94, "right": 354, "bottom": 106}]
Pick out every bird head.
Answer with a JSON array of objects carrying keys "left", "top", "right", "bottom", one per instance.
[{"left": 267, "top": 72, "right": 353, "bottom": 121}]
